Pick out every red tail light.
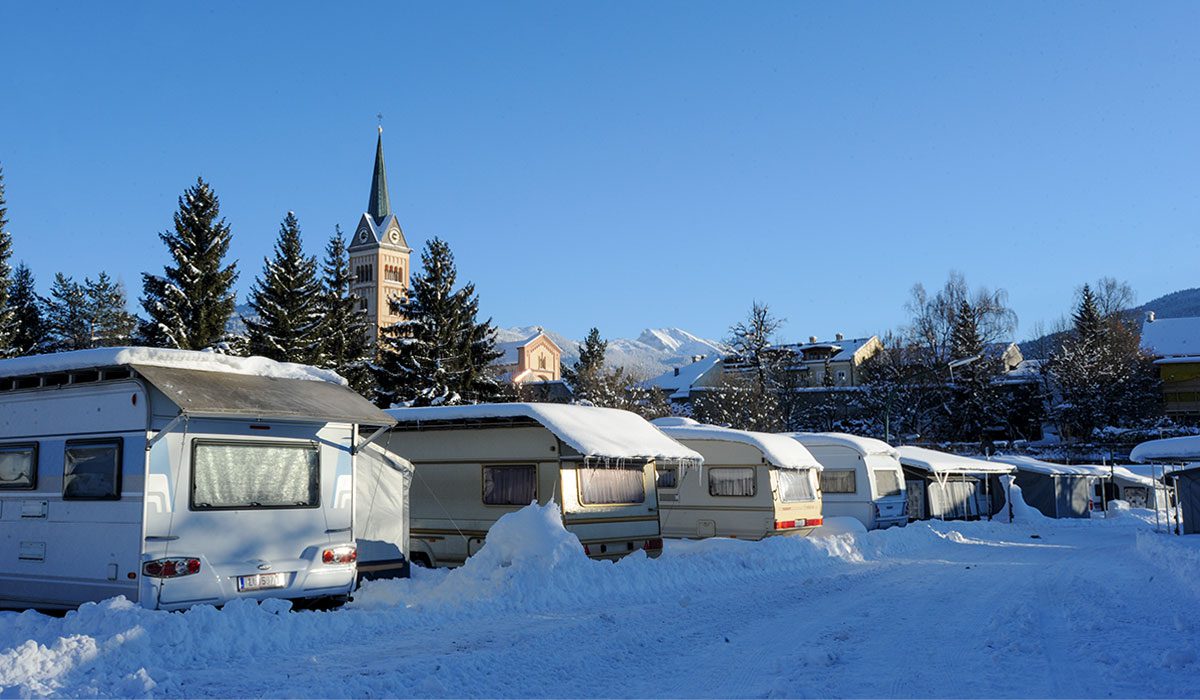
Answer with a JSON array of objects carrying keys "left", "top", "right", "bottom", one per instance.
[
  {"left": 142, "top": 557, "right": 201, "bottom": 578},
  {"left": 583, "top": 544, "right": 592, "bottom": 556},
  {"left": 322, "top": 545, "right": 357, "bottom": 565},
  {"left": 804, "top": 517, "right": 823, "bottom": 527},
  {"left": 774, "top": 520, "right": 797, "bottom": 530},
  {"left": 643, "top": 538, "right": 663, "bottom": 551}
]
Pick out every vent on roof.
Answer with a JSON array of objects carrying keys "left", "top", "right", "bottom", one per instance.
[{"left": 835, "top": 332, "right": 844, "bottom": 341}]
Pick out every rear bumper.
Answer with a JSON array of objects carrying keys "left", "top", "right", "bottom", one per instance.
[
  {"left": 146, "top": 552, "right": 357, "bottom": 611},
  {"left": 357, "top": 555, "right": 411, "bottom": 582}
]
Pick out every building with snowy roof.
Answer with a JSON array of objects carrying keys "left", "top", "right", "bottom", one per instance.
[{"left": 1141, "top": 313, "right": 1200, "bottom": 419}]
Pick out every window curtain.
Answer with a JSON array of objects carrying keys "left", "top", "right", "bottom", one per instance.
[
  {"left": 709, "top": 467, "right": 756, "bottom": 497},
  {"left": 656, "top": 468, "right": 678, "bottom": 489},
  {"left": 820, "top": 470, "right": 857, "bottom": 494},
  {"left": 873, "top": 470, "right": 902, "bottom": 498},
  {"left": 193, "top": 443, "right": 318, "bottom": 508},
  {"left": 927, "top": 478, "right": 978, "bottom": 519},
  {"left": 483, "top": 466, "right": 537, "bottom": 505},
  {"left": 777, "top": 469, "right": 816, "bottom": 502},
  {"left": 579, "top": 467, "right": 646, "bottom": 505},
  {"left": 0, "top": 447, "right": 35, "bottom": 487}
]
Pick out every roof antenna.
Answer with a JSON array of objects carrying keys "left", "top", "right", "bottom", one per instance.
[{"left": 377, "top": 112, "right": 384, "bottom": 134}]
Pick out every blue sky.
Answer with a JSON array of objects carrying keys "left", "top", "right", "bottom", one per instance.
[{"left": 2, "top": 2, "right": 1198, "bottom": 344}]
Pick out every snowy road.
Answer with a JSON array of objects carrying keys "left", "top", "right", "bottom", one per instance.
[{"left": 2, "top": 504, "right": 1199, "bottom": 698}]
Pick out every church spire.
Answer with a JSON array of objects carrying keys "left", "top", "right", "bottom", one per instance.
[{"left": 367, "top": 126, "right": 391, "bottom": 224}]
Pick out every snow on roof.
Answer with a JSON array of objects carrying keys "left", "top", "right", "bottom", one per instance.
[
  {"left": 492, "top": 330, "right": 558, "bottom": 366},
  {"left": 651, "top": 417, "right": 821, "bottom": 470},
  {"left": 0, "top": 347, "right": 345, "bottom": 385},
  {"left": 988, "top": 454, "right": 1097, "bottom": 476},
  {"left": 777, "top": 337, "right": 876, "bottom": 363},
  {"left": 386, "top": 403, "right": 701, "bottom": 463},
  {"left": 787, "top": 432, "right": 899, "bottom": 459},
  {"left": 897, "top": 446, "right": 1015, "bottom": 475},
  {"left": 1141, "top": 317, "right": 1200, "bottom": 359},
  {"left": 644, "top": 355, "right": 722, "bottom": 399},
  {"left": 1130, "top": 435, "right": 1200, "bottom": 463}
]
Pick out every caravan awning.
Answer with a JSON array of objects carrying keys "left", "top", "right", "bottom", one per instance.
[
  {"left": 898, "top": 446, "right": 1015, "bottom": 475},
  {"left": 134, "top": 365, "right": 394, "bottom": 426},
  {"left": 1130, "top": 436, "right": 1200, "bottom": 464}
]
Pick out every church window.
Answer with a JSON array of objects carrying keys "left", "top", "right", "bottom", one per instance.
[
  {"left": 538, "top": 355, "right": 547, "bottom": 370},
  {"left": 355, "top": 265, "right": 373, "bottom": 283},
  {"left": 384, "top": 265, "right": 403, "bottom": 283}
]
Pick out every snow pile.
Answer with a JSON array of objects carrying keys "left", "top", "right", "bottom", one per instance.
[
  {"left": 898, "top": 445, "right": 1015, "bottom": 474},
  {"left": 788, "top": 431, "right": 899, "bottom": 459},
  {"left": 653, "top": 418, "right": 821, "bottom": 470},
  {"left": 0, "top": 347, "right": 345, "bottom": 385},
  {"left": 387, "top": 403, "right": 702, "bottom": 463}
]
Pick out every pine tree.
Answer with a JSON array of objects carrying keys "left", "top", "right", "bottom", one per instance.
[
  {"left": 374, "top": 237, "right": 502, "bottom": 407},
  {"left": 139, "top": 178, "right": 238, "bottom": 350},
  {"left": 45, "top": 273, "right": 91, "bottom": 352},
  {"left": 7, "top": 263, "right": 46, "bottom": 355},
  {"left": 318, "top": 226, "right": 374, "bottom": 394},
  {"left": 1072, "top": 284, "right": 1104, "bottom": 344},
  {"left": 0, "top": 165, "right": 15, "bottom": 355},
  {"left": 562, "top": 327, "right": 608, "bottom": 400},
  {"left": 85, "top": 272, "right": 138, "bottom": 347},
  {"left": 244, "top": 212, "right": 324, "bottom": 364},
  {"left": 947, "top": 299, "right": 1004, "bottom": 447}
]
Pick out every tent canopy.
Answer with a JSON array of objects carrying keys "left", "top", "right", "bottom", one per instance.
[{"left": 898, "top": 446, "right": 1015, "bottom": 475}]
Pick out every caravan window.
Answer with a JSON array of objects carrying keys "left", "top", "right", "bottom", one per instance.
[
  {"left": 656, "top": 466, "right": 678, "bottom": 489},
  {"left": 777, "top": 469, "right": 817, "bottom": 502},
  {"left": 873, "top": 470, "right": 903, "bottom": 498},
  {"left": 482, "top": 465, "right": 537, "bottom": 505},
  {"left": 63, "top": 439, "right": 122, "bottom": 500},
  {"left": 820, "top": 469, "right": 857, "bottom": 494},
  {"left": 0, "top": 443, "right": 37, "bottom": 489},
  {"left": 709, "top": 467, "right": 756, "bottom": 497},
  {"left": 191, "top": 441, "right": 319, "bottom": 510},
  {"left": 579, "top": 467, "right": 646, "bottom": 505}
]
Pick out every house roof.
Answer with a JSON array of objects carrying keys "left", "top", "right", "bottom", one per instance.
[
  {"left": 644, "top": 355, "right": 723, "bottom": 399},
  {"left": 386, "top": 403, "right": 701, "bottom": 463},
  {"left": 1141, "top": 317, "right": 1200, "bottom": 359},
  {"left": 787, "top": 432, "right": 899, "bottom": 459},
  {"left": 651, "top": 417, "right": 821, "bottom": 470},
  {"left": 898, "top": 446, "right": 1015, "bottom": 475},
  {"left": 493, "top": 330, "right": 560, "bottom": 366},
  {"left": 774, "top": 337, "right": 877, "bottom": 364}
]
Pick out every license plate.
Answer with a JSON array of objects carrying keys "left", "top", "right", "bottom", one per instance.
[{"left": 237, "top": 572, "right": 287, "bottom": 592}]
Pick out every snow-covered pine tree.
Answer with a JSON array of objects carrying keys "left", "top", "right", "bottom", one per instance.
[
  {"left": 373, "top": 237, "right": 501, "bottom": 407},
  {"left": 85, "top": 272, "right": 138, "bottom": 347},
  {"left": 45, "top": 273, "right": 91, "bottom": 352},
  {"left": 0, "top": 165, "right": 15, "bottom": 356},
  {"left": 244, "top": 212, "right": 324, "bottom": 364},
  {"left": 7, "top": 263, "right": 46, "bottom": 356},
  {"left": 318, "top": 226, "right": 374, "bottom": 394},
  {"left": 139, "top": 178, "right": 238, "bottom": 350},
  {"left": 562, "top": 327, "right": 608, "bottom": 402}
]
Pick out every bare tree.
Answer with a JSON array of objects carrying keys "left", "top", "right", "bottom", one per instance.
[{"left": 904, "top": 271, "right": 1018, "bottom": 364}]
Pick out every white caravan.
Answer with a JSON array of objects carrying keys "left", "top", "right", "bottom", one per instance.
[
  {"left": 652, "top": 418, "right": 824, "bottom": 540},
  {"left": 0, "top": 348, "right": 397, "bottom": 611},
  {"left": 787, "top": 433, "right": 907, "bottom": 529},
  {"left": 384, "top": 403, "right": 701, "bottom": 568}
]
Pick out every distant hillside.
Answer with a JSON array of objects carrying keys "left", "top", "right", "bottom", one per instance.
[
  {"left": 497, "top": 326, "right": 727, "bottom": 378},
  {"left": 1022, "top": 287, "right": 1200, "bottom": 358}
]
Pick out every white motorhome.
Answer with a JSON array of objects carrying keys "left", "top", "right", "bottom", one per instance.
[
  {"left": 0, "top": 348, "right": 398, "bottom": 611},
  {"left": 787, "top": 433, "right": 907, "bottom": 529},
  {"left": 384, "top": 403, "right": 701, "bottom": 568},
  {"left": 652, "top": 418, "right": 824, "bottom": 540}
]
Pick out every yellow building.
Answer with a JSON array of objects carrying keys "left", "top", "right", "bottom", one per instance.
[
  {"left": 1142, "top": 314, "right": 1200, "bottom": 419},
  {"left": 349, "top": 127, "right": 412, "bottom": 342}
]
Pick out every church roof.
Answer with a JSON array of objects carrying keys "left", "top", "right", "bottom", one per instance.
[{"left": 367, "top": 127, "right": 391, "bottom": 225}]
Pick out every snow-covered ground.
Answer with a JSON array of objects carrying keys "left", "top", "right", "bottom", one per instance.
[{"left": 3, "top": 503, "right": 1199, "bottom": 698}]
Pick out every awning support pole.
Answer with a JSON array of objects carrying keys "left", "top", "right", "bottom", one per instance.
[
  {"left": 353, "top": 424, "right": 391, "bottom": 455},
  {"left": 146, "top": 412, "right": 187, "bottom": 452}
]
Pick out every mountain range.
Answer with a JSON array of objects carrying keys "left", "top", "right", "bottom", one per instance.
[{"left": 496, "top": 326, "right": 727, "bottom": 379}]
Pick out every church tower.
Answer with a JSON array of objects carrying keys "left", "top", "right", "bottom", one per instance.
[{"left": 349, "top": 127, "right": 412, "bottom": 342}]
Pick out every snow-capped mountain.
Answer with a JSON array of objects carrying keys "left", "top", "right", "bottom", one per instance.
[{"left": 496, "top": 326, "right": 727, "bottom": 378}]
